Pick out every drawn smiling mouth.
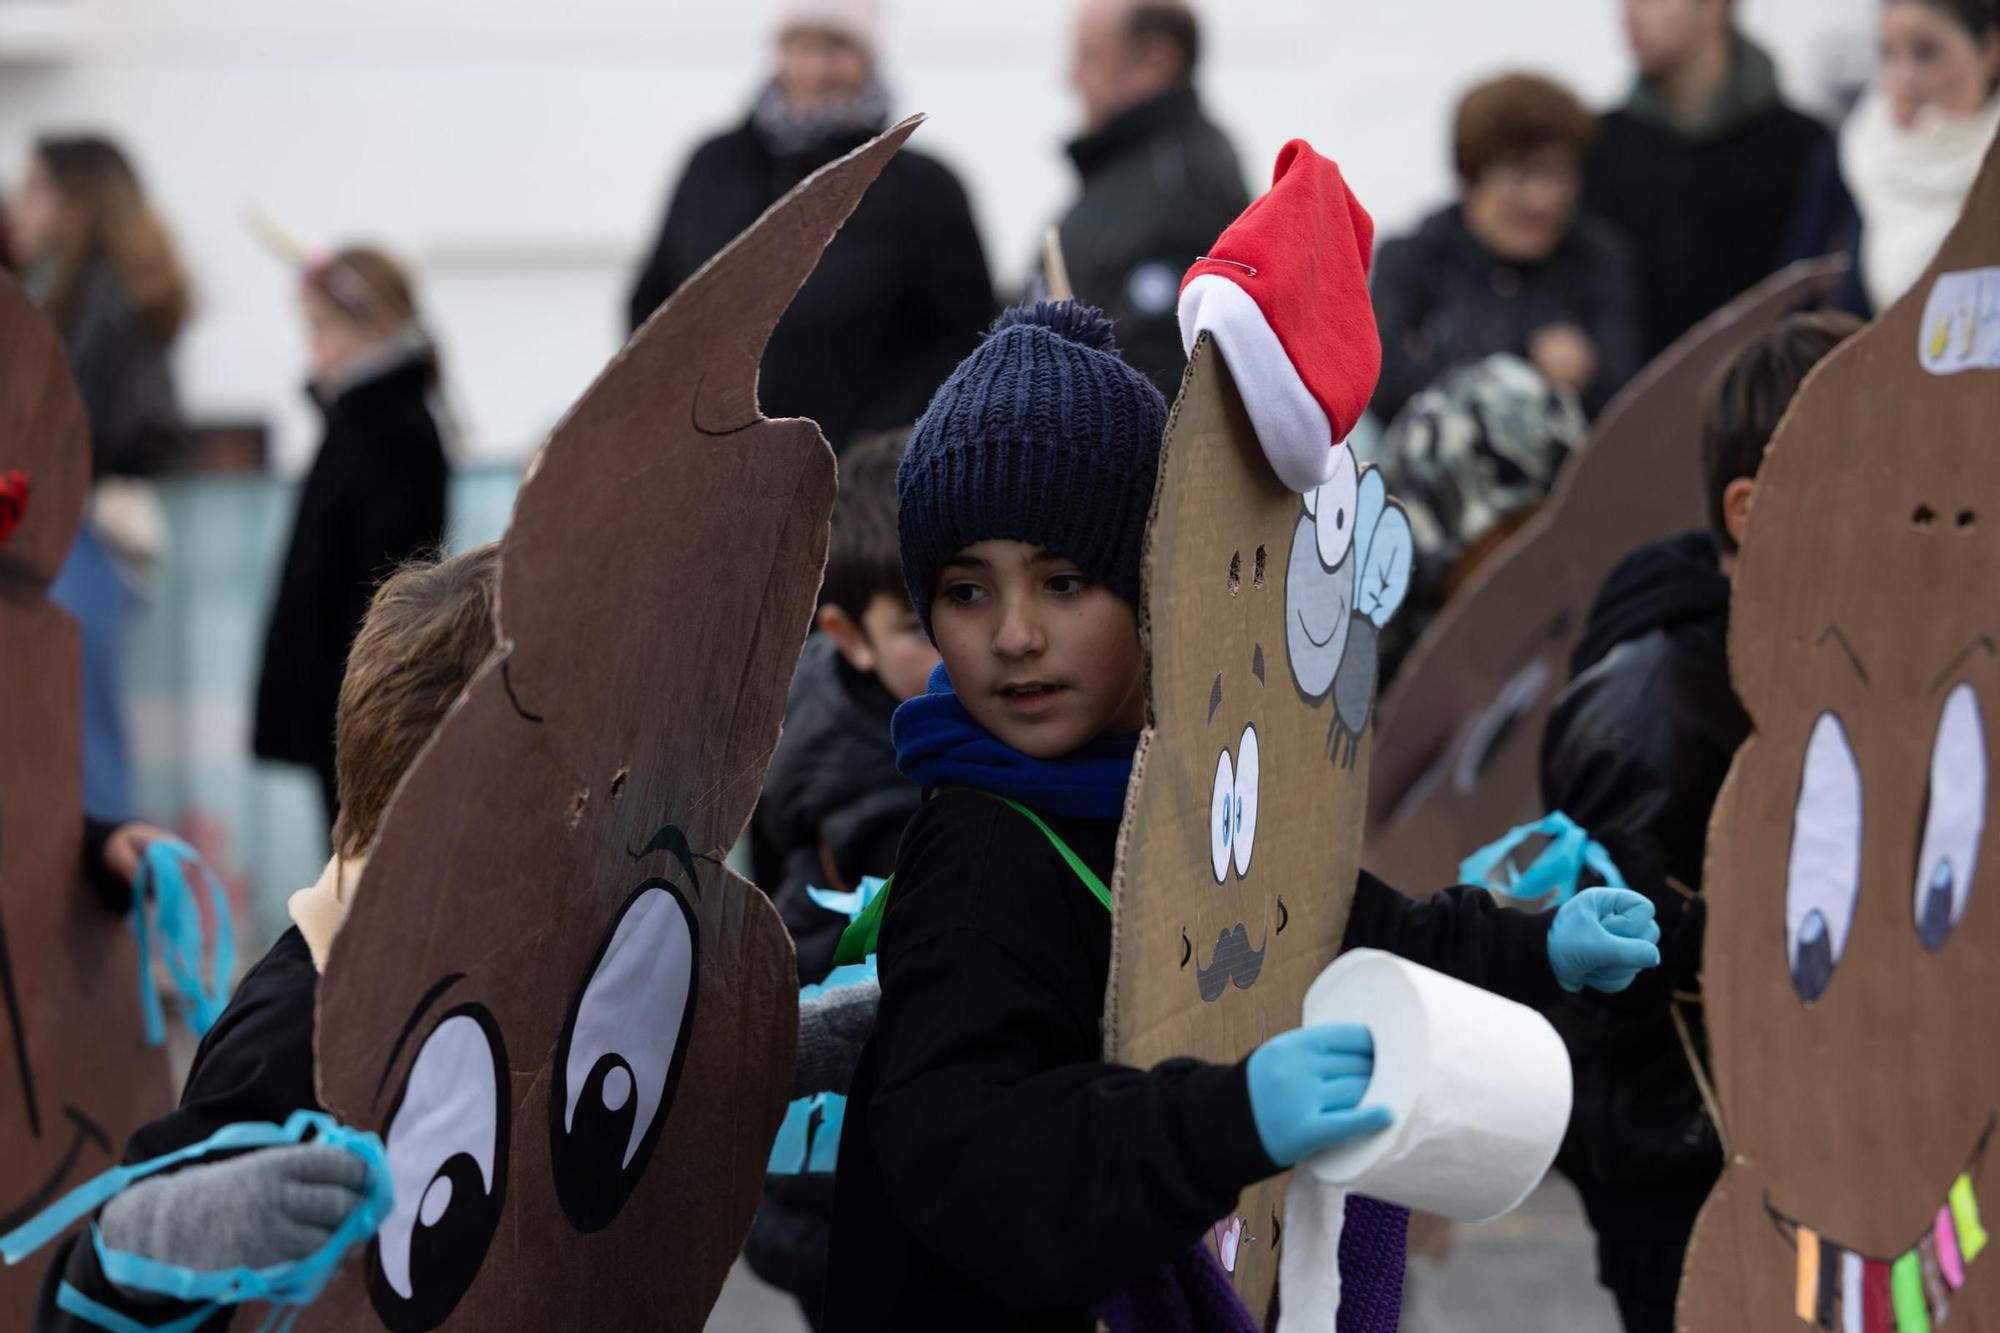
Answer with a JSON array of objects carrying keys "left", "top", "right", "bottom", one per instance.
[
  {"left": 1763, "top": 1113, "right": 1994, "bottom": 1329},
  {"left": 1296, "top": 605, "right": 1347, "bottom": 650},
  {"left": 0, "top": 1107, "right": 113, "bottom": 1235}
]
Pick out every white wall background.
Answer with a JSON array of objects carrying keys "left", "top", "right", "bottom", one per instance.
[{"left": 0, "top": 0, "right": 1875, "bottom": 471}]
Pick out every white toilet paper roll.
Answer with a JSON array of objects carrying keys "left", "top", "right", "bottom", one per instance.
[{"left": 1298, "top": 948, "right": 1572, "bottom": 1222}]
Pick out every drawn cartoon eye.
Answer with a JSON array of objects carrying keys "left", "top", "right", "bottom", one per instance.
[
  {"left": 1210, "top": 747, "right": 1235, "bottom": 883},
  {"left": 371, "top": 1006, "right": 508, "bottom": 1332},
  {"left": 1305, "top": 448, "right": 1361, "bottom": 570},
  {"left": 550, "top": 882, "right": 698, "bottom": 1232},
  {"left": 1913, "top": 684, "right": 1986, "bottom": 950},
  {"left": 1233, "top": 724, "right": 1260, "bottom": 878},
  {"left": 1785, "top": 714, "right": 1864, "bottom": 1004}
]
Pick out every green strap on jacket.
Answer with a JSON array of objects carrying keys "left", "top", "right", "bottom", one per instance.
[{"left": 831, "top": 789, "right": 1111, "bottom": 967}]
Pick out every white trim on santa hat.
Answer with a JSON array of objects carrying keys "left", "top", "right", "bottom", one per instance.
[{"left": 1178, "top": 273, "right": 1338, "bottom": 492}]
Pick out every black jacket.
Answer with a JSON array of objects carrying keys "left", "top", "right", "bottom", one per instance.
[
  {"left": 1057, "top": 84, "right": 1250, "bottom": 391},
  {"left": 56, "top": 262, "right": 186, "bottom": 478},
  {"left": 37, "top": 928, "right": 320, "bottom": 1331},
  {"left": 1369, "top": 204, "right": 1642, "bottom": 424},
  {"left": 252, "top": 357, "right": 449, "bottom": 782},
  {"left": 1538, "top": 534, "right": 1747, "bottom": 1274},
  {"left": 1584, "top": 102, "right": 1830, "bottom": 360},
  {"left": 743, "top": 634, "right": 917, "bottom": 1315},
  {"left": 824, "top": 789, "right": 1564, "bottom": 1331},
  {"left": 753, "top": 634, "right": 918, "bottom": 987},
  {"left": 626, "top": 116, "right": 993, "bottom": 452}
]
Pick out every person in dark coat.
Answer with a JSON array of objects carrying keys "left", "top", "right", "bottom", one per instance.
[
  {"left": 625, "top": 3, "right": 993, "bottom": 453},
  {"left": 1584, "top": 0, "right": 1833, "bottom": 360},
  {"left": 1538, "top": 311, "right": 1860, "bottom": 1333},
  {"left": 743, "top": 430, "right": 931, "bottom": 1330},
  {"left": 10, "top": 136, "right": 192, "bottom": 819},
  {"left": 823, "top": 302, "right": 1662, "bottom": 1331},
  {"left": 40, "top": 546, "right": 502, "bottom": 1333},
  {"left": 253, "top": 247, "right": 449, "bottom": 824},
  {"left": 1371, "top": 73, "right": 1642, "bottom": 426},
  {"left": 1054, "top": 0, "right": 1249, "bottom": 389}
]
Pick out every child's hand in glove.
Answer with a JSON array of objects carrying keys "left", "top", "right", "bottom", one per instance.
[
  {"left": 794, "top": 977, "right": 881, "bottom": 1098},
  {"left": 98, "top": 1144, "right": 371, "bottom": 1284},
  {"left": 1546, "top": 887, "right": 1662, "bottom": 993},
  {"left": 1245, "top": 1023, "right": 1393, "bottom": 1169}
]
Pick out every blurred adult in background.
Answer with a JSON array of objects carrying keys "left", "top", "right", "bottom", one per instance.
[
  {"left": 627, "top": 0, "right": 993, "bottom": 452},
  {"left": 1841, "top": 0, "right": 2000, "bottom": 313},
  {"left": 1055, "top": 0, "right": 1247, "bottom": 388},
  {"left": 254, "top": 248, "right": 450, "bottom": 824},
  {"left": 1371, "top": 73, "right": 1641, "bottom": 426},
  {"left": 8, "top": 134, "right": 190, "bottom": 819},
  {"left": 1586, "top": 0, "right": 1832, "bottom": 359}
]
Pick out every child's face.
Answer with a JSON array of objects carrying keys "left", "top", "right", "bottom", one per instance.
[
  {"left": 857, "top": 592, "right": 939, "bottom": 703},
  {"left": 931, "top": 539, "right": 1146, "bottom": 758}
]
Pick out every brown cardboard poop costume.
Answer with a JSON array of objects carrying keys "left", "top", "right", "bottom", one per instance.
[
  {"left": 292, "top": 120, "right": 920, "bottom": 1331},
  {"left": 1678, "top": 141, "right": 2000, "bottom": 1331},
  {"left": 1362, "top": 259, "right": 1844, "bottom": 893},
  {"left": 1106, "top": 338, "right": 1411, "bottom": 1315},
  {"left": 0, "top": 274, "right": 174, "bottom": 1324}
]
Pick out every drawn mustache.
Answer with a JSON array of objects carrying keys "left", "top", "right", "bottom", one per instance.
[{"left": 1195, "top": 919, "right": 1268, "bottom": 1002}]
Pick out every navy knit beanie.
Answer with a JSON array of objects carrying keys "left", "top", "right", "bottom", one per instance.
[{"left": 897, "top": 301, "right": 1169, "bottom": 635}]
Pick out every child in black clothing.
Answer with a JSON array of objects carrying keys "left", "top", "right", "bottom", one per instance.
[
  {"left": 39, "top": 543, "right": 505, "bottom": 1331},
  {"left": 753, "top": 429, "right": 935, "bottom": 985},
  {"left": 747, "top": 429, "right": 935, "bottom": 1326},
  {"left": 824, "top": 302, "right": 1662, "bottom": 1330}
]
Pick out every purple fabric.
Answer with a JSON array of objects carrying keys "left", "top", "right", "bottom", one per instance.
[
  {"left": 1090, "top": 1241, "right": 1261, "bottom": 1333},
  {"left": 1090, "top": 1193, "right": 1409, "bottom": 1332},
  {"left": 1336, "top": 1194, "right": 1411, "bottom": 1333}
]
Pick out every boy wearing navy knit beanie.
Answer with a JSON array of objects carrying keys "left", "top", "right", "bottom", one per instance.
[{"left": 823, "top": 302, "right": 1661, "bottom": 1331}]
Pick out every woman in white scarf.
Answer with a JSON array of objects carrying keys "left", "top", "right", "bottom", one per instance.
[{"left": 1842, "top": 0, "right": 2000, "bottom": 313}]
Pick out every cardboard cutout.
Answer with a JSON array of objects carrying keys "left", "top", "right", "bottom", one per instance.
[
  {"left": 1107, "top": 337, "right": 1409, "bottom": 1316},
  {"left": 295, "top": 120, "right": 919, "bottom": 1332},
  {"left": 0, "top": 274, "right": 174, "bottom": 1323},
  {"left": 1678, "top": 140, "right": 2000, "bottom": 1333},
  {"left": 1362, "top": 259, "right": 1846, "bottom": 892}
]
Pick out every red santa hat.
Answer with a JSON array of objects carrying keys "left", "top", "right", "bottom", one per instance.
[{"left": 1178, "top": 140, "right": 1379, "bottom": 493}]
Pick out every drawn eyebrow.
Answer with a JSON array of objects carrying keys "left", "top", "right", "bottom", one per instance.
[
  {"left": 1208, "top": 673, "right": 1223, "bottom": 723},
  {"left": 1931, "top": 635, "right": 1997, "bottom": 696},
  {"left": 628, "top": 822, "right": 705, "bottom": 890},
  {"left": 1817, "top": 625, "right": 1870, "bottom": 687},
  {"left": 374, "top": 972, "right": 466, "bottom": 1107}
]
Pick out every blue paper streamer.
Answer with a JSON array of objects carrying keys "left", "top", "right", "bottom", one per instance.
[
  {"left": 1460, "top": 811, "right": 1628, "bottom": 908},
  {"left": 803, "top": 874, "right": 889, "bottom": 920},
  {"left": 1, "top": 1110, "right": 391, "bottom": 1333},
  {"left": 130, "top": 839, "right": 235, "bottom": 1046}
]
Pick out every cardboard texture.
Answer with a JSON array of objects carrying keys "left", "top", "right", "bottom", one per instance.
[
  {"left": 1107, "top": 337, "right": 1406, "bottom": 1318},
  {"left": 299, "top": 119, "right": 919, "bottom": 1332},
  {"left": 1678, "top": 139, "right": 2000, "bottom": 1332},
  {"left": 1363, "top": 258, "right": 1846, "bottom": 893},
  {"left": 0, "top": 273, "right": 175, "bottom": 1324}
]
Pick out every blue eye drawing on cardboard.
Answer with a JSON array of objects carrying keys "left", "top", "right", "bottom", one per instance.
[
  {"left": 1785, "top": 713, "right": 1864, "bottom": 1004},
  {"left": 1914, "top": 683, "right": 1986, "bottom": 950}
]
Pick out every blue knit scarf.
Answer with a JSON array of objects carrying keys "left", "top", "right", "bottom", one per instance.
[{"left": 892, "top": 664, "right": 1138, "bottom": 820}]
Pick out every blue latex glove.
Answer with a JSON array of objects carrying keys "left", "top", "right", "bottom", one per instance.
[
  {"left": 1547, "top": 887, "right": 1662, "bottom": 993},
  {"left": 1245, "top": 1024, "right": 1393, "bottom": 1169}
]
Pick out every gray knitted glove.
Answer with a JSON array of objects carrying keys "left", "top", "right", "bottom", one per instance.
[
  {"left": 99, "top": 1144, "right": 370, "bottom": 1281},
  {"left": 794, "top": 978, "right": 881, "bottom": 1098}
]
